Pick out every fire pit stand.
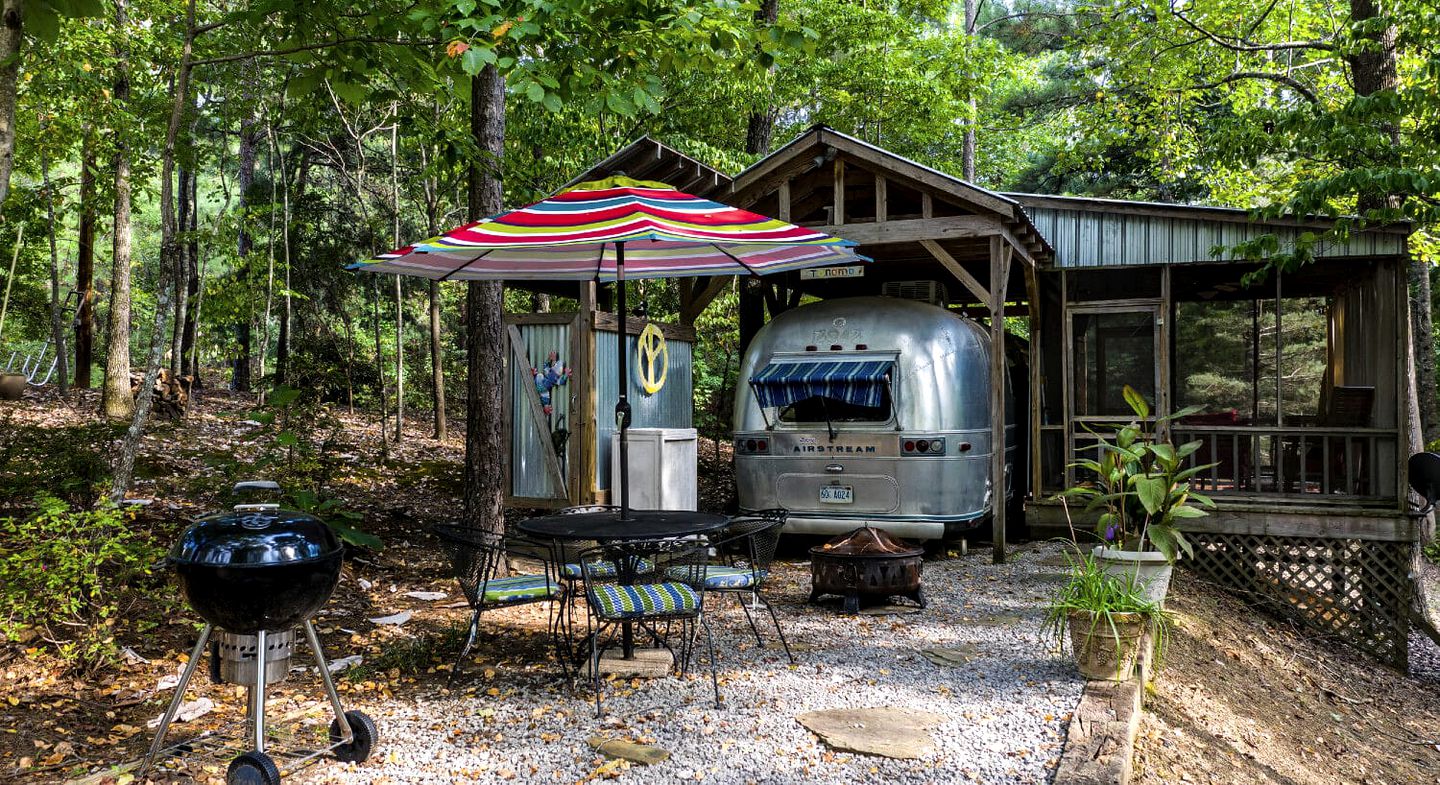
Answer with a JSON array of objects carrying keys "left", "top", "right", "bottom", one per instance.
[
  {"left": 808, "top": 526, "right": 926, "bottom": 613},
  {"left": 139, "top": 482, "right": 377, "bottom": 785}
]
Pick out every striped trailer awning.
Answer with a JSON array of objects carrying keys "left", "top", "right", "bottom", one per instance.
[{"left": 750, "top": 359, "right": 894, "bottom": 409}]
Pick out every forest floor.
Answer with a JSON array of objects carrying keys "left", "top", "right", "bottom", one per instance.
[{"left": 0, "top": 388, "right": 1438, "bottom": 784}]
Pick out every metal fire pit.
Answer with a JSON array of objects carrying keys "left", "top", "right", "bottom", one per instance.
[{"left": 808, "top": 526, "right": 925, "bottom": 613}]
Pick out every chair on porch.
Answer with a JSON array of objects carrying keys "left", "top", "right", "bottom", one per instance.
[
  {"left": 1283, "top": 386, "right": 1375, "bottom": 494},
  {"left": 433, "top": 524, "right": 568, "bottom": 684}
]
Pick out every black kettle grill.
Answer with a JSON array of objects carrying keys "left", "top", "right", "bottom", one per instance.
[{"left": 140, "top": 481, "right": 377, "bottom": 785}]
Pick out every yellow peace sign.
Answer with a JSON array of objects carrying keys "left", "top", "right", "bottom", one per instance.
[{"left": 636, "top": 324, "right": 669, "bottom": 394}]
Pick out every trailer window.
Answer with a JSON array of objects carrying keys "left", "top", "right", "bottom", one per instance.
[{"left": 778, "top": 388, "right": 892, "bottom": 424}]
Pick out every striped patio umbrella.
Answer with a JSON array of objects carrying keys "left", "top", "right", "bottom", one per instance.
[{"left": 351, "top": 176, "right": 870, "bottom": 518}]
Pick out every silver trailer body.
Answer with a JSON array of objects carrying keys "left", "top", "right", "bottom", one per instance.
[{"left": 733, "top": 297, "right": 1015, "bottom": 540}]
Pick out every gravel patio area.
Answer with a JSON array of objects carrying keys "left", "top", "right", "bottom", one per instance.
[{"left": 296, "top": 541, "right": 1083, "bottom": 785}]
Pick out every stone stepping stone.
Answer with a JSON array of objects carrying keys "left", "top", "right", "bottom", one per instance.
[
  {"left": 969, "top": 613, "right": 1025, "bottom": 627},
  {"left": 796, "top": 706, "right": 946, "bottom": 759},
  {"left": 587, "top": 736, "right": 670, "bottom": 765},
  {"left": 918, "top": 644, "right": 981, "bottom": 667}
]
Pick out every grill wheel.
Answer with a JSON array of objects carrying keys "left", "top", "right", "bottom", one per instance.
[
  {"left": 226, "top": 751, "right": 281, "bottom": 785},
  {"left": 330, "top": 710, "right": 378, "bottom": 763}
]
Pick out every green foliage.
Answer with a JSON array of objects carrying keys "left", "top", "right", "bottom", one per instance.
[
  {"left": 248, "top": 386, "right": 382, "bottom": 550},
  {"left": 1041, "top": 547, "right": 1171, "bottom": 666},
  {"left": 1059, "top": 386, "right": 1215, "bottom": 563},
  {"left": 0, "top": 495, "right": 164, "bottom": 671}
]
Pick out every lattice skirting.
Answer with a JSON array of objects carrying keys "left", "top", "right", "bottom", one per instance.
[{"left": 1185, "top": 532, "right": 1416, "bottom": 668}]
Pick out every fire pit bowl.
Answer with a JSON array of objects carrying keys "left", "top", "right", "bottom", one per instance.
[
  {"left": 808, "top": 526, "right": 925, "bottom": 613},
  {"left": 170, "top": 506, "right": 343, "bottom": 634}
]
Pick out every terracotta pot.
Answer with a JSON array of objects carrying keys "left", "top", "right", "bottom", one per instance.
[
  {"left": 1068, "top": 609, "right": 1147, "bottom": 681},
  {"left": 0, "top": 373, "right": 25, "bottom": 401},
  {"left": 1093, "top": 545, "right": 1173, "bottom": 605}
]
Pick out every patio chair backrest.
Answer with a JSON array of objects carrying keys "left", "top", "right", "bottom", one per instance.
[
  {"left": 433, "top": 524, "right": 555, "bottom": 608},
  {"left": 577, "top": 537, "right": 710, "bottom": 619},
  {"left": 714, "top": 509, "right": 788, "bottom": 574}
]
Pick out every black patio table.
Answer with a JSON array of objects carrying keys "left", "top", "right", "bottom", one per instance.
[{"left": 516, "top": 509, "right": 730, "bottom": 660}]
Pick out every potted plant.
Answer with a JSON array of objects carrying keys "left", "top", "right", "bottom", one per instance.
[
  {"left": 1043, "top": 549, "right": 1171, "bottom": 681},
  {"left": 1060, "top": 386, "right": 1216, "bottom": 604}
]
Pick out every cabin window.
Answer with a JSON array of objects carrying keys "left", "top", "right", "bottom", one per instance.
[{"left": 777, "top": 388, "right": 893, "bottom": 424}]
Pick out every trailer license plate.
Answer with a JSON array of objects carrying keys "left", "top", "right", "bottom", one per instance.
[{"left": 820, "top": 485, "right": 854, "bottom": 504}]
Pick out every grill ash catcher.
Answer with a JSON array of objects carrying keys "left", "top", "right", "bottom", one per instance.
[{"left": 140, "top": 481, "right": 377, "bottom": 785}]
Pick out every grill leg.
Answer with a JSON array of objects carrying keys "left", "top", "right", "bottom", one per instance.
[
  {"left": 252, "top": 629, "right": 267, "bottom": 754},
  {"left": 139, "top": 624, "right": 212, "bottom": 775},
  {"left": 304, "top": 620, "right": 354, "bottom": 745}
]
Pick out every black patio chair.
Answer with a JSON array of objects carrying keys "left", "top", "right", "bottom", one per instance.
[
  {"left": 699, "top": 509, "right": 794, "bottom": 664},
  {"left": 578, "top": 537, "right": 718, "bottom": 716},
  {"left": 433, "top": 524, "right": 568, "bottom": 685}
]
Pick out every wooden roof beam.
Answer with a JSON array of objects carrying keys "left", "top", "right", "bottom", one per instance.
[
  {"left": 921, "top": 239, "right": 991, "bottom": 305},
  {"left": 821, "top": 215, "right": 1000, "bottom": 246}
]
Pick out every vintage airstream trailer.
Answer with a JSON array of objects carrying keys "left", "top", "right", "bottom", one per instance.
[{"left": 733, "top": 296, "right": 1015, "bottom": 540}]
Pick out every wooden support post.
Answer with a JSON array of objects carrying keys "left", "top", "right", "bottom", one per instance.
[
  {"left": 1025, "top": 263, "right": 1043, "bottom": 503},
  {"left": 778, "top": 180, "right": 791, "bottom": 223},
  {"left": 874, "top": 176, "right": 887, "bottom": 223},
  {"left": 572, "top": 282, "right": 599, "bottom": 504},
  {"left": 832, "top": 159, "right": 846, "bottom": 226},
  {"left": 990, "top": 236, "right": 1011, "bottom": 564},
  {"left": 738, "top": 278, "right": 764, "bottom": 356},
  {"left": 922, "top": 192, "right": 934, "bottom": 219}
]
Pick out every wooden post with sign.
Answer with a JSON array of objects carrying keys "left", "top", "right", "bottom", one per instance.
[{"left": 990, "top": 236, "right": 1012, "bottom": 564}]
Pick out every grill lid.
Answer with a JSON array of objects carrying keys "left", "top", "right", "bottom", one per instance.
[
  {"left": 810, "top": 525, "right": 923, "bottom": 558},
  {"left": 170, "top": 506, "right": 342, "bottom": 567}
]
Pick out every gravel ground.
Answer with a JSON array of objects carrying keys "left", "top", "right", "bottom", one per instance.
[{"left": 296, "top": 542, "right": 1083, "bottom": 785}]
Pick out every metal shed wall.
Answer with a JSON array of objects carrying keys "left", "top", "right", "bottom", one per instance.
[
  {"left": 1022, "top": 204, "right": 1407, "bottom": 269},
  {"left": 595, "top": 329, "right": 694, "bottom": 489}
]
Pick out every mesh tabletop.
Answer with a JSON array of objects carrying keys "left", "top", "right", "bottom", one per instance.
[{"left": 516, "top": 509, "right": 730, "bottom": 541}]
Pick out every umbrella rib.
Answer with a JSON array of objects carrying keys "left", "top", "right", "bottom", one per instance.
[
  {"left": 438, "top": 249, "right": 493, "bottom": 282},
  {"left": 709, "top": 243, "right": 764, "bottom": 279}
]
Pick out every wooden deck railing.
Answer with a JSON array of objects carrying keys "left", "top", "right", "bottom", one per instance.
[{"left": 1162, "top": 425, "right": 1398, "bottom": 501}]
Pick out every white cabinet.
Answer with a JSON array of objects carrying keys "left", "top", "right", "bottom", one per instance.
[{"left": 610, "top": 428, "right": 698, "bottom": 510}]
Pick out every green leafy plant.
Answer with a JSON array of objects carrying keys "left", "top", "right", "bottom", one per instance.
[
  {"left": 1042, "top": 547, "right": 1172, "bottom": 668},
  {"left": 1060, "top": 386, "right": 1217, "bottom": 563},
  {"left": 289, "top": 488, "right": 382, "bottom": 550},
  {"left": 0, "top": 495, "right": 165, "bottom": 671}
]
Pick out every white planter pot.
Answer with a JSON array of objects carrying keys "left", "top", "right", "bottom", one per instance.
[{"left": 1092, "top": 545, "right": 1173, "bottom": 605}]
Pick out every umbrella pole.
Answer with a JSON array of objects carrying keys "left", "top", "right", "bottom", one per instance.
[{"left": 615, "top": 244, "right": 631, "bottom": 521}]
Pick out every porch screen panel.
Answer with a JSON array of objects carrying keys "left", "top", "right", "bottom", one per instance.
[{"left": 1071, "top": 312, "right": 1155, "bottom": 416}]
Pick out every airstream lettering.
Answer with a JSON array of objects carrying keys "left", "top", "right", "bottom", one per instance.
[{"left": 733, "top": 296, "right": 1015, "bottom": 540}]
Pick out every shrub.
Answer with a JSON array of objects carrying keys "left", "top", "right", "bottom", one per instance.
[
  {"left": 0, "top": 414, "right": 112, "bottom": 509},
  {"left": 0, "top": 495, "right": 165, "bottom": 671}
]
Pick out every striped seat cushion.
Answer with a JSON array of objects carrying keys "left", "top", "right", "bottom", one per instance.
[
  {"left": 698, "top": 565, "right": 767, "bottom": 590},
  {"left": 482, "top": 574, "right": 563, "bottom": 604},
  {"left": 587, "top": 582, "right": 700, "bottom": 618},
  {"left": 560, "top": 558, "right": 653, "bottom": 580}
]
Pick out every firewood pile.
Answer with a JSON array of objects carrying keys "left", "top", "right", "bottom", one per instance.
[{"left": 130, "top": 369, "right": 193, "bottom": 418}]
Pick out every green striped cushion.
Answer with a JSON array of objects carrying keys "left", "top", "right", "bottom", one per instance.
[
  {"left": 588, "top": 582, "right": 700, "bottom": 618},
  {"left": 696, "top": 565, "right": 767, "bottom": 590},
  {"left": 560, "top": 558, "right": 654, "bottom": 580},
  {"left": 482, "top": 574, "right": 562, "bottom": 604}
]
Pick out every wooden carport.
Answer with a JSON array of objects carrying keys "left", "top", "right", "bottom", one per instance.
[{"left": 723, "top": 126, "right": 1054, "bottom": 562}]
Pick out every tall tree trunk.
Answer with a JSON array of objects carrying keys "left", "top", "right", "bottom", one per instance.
[
  {"left": 429, "top": 280, "right": 446, "bottom": 439},
  {"left": 1347, "top": 0, "right": 1433, "bottom": 441},
  {"left": 170, "top": 165, "right": 190, "bottom": 379},
  {"left": 465, "top": 65, "right": 506, "bottom": 537},
  {"left": 233, "top": 78, "right": 258, "bottom": 392},
  {"left": 275, "top": 143, "right": 292, "bottom": 387},
  {"left": 180, "top": 168, "right": 200, "bottom": 380},
  {"left": 962, "top": 0, "right": 978, "bottom": 181},
  {"left": 75, "top": 131, "right": 96, "bottom": 387},
  {"left": 39, "top": 121, "right": 68, "bottom": 394},
  {"left": 101, "top": 0, "right": 135, "bottom": 420},
  {"left": 743, "top": 0, "right": 779, "bottom": 155},
  {"left": 0, "top": 0, "right": 21, "bottom": 214},
  {"left": 111, "top": 0, "right": 194, "bottom": 501},
  {"left": 391, "top": 110, "right": 404, "bottom": 442}
]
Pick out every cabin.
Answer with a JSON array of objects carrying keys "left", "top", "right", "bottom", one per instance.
[{"left": 559, "top": 126, "right": 1421, "bottom": 666}]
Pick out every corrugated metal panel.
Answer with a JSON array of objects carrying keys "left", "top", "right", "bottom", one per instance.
[
  {"left": 595, "top": 329, "right": 694, "bottom": 489},
  {"left": 1026, "top": 206, "right": 1407, "bottom": 268},
  {"left": 509, "top": 323, "right": 572, "bottom": 500}
]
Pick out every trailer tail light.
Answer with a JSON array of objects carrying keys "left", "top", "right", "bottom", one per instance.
[
  {"left": 735, "top": 438, "right": 770, "bottom": 455},
  {"left": 901, "top": 437, "right": 946, "bottom": 456}
]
